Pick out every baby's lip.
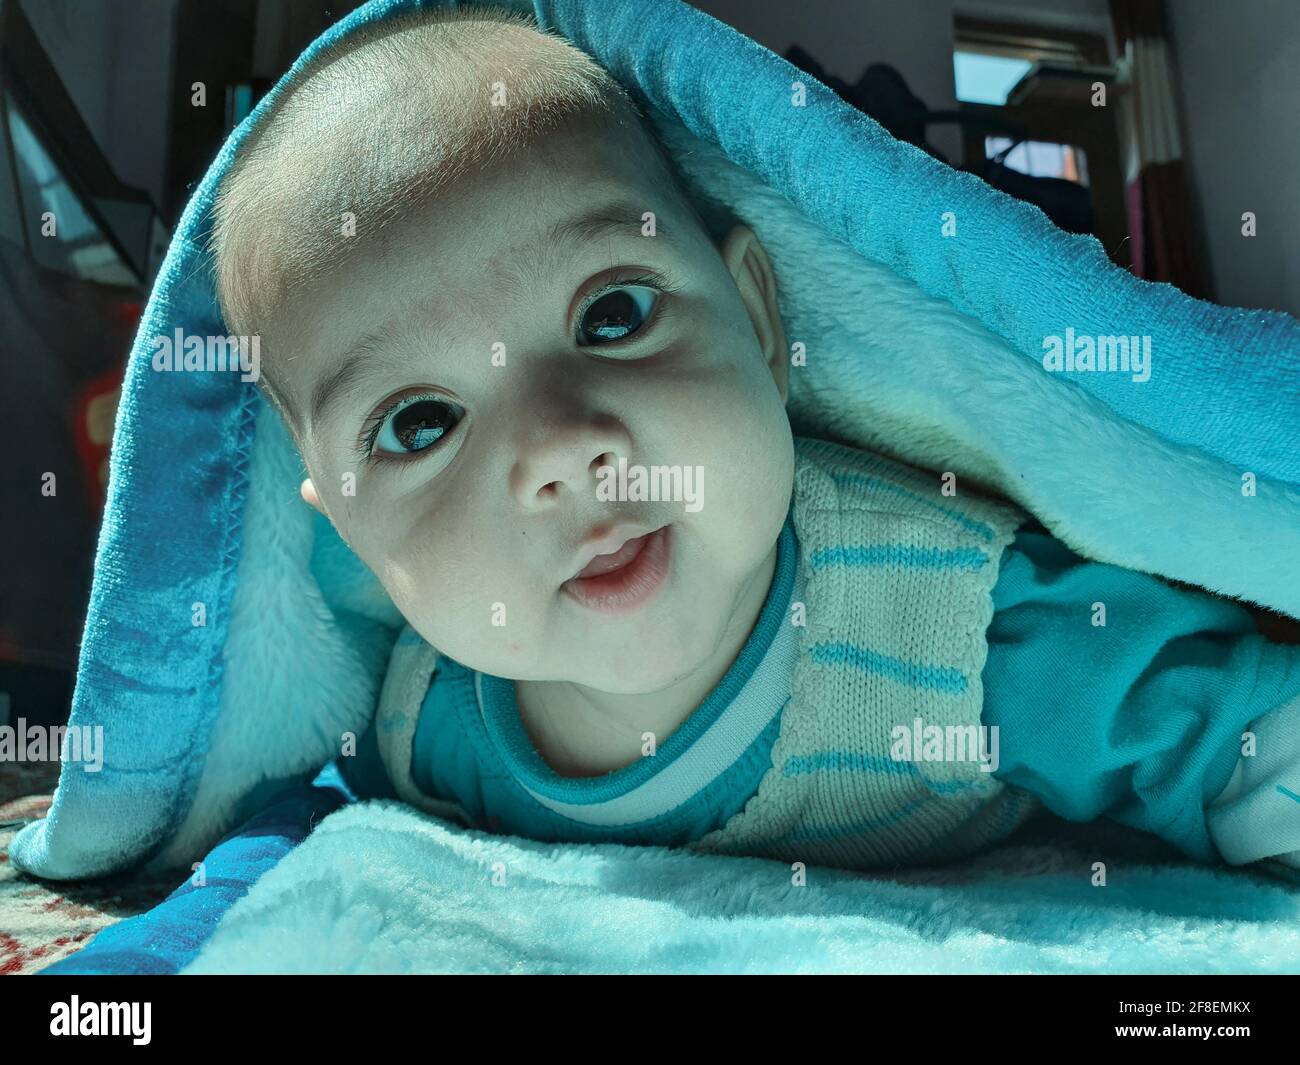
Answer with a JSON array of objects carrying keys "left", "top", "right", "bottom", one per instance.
[{"left": 566, "top": 522, "right": 658, "bottom": 583}]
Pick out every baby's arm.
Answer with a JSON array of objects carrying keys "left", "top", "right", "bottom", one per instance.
[
  {"left": 979, "top": 523, "right": 1300, "bottom": 869},
  {"left": 1206, "top": 693, "right": 1300, "bottom": 870}
]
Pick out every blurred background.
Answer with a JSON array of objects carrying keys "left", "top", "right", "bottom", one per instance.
[{"left": 0, "top": 0, "right": 1296, "bottom": 730}]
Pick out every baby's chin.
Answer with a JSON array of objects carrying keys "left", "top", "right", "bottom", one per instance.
[
  {"left": 438, "top": 623, "right": 728, "bottom": 694},
  {"left": 557, "top": 645, "right": 717, "bottom": 695},
  {"left": 496, "top": 651, "right": 705, "bottom": 694},
  {"left": 561, "top": 598, "right": 743, "bottom": 689}
]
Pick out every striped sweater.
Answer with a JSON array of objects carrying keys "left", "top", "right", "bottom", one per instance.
[
  {"left": 373, "top": 435, "right": 1042, "bottom": 869},
  {"left": 683, "top": 435, "right": 1041, "bottom": 868}
]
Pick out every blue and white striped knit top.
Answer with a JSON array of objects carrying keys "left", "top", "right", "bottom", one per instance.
[{"left": 684, "top": 435, "right": 1040, "bottom": 869}]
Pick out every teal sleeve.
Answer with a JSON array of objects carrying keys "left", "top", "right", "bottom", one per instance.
[
  {"left": 980, "top": 524, "right": 1300, "bottom": 864},
  {"left": 335, "top": 718, "right": 400, "bottom": 801},
  {"left": 411, "top": 663, "right": 491, "bottom": 823}
]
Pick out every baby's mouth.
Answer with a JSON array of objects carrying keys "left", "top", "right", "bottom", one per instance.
[
  {"left": 572, "top": 531, "right": 653, "bottom": 579},
  {"left": 561, "top": 524, "right": 672, "bottom": 616}
]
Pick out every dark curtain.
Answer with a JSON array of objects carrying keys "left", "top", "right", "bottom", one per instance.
[{"left": 1108, "top": 0, "right": 1207, "bottom": 298}]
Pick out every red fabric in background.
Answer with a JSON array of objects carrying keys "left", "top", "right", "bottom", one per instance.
[
  {"left": 1109, "top": 0, "right": 1207, "bottom": 300},
  {"left": 1127, "top": 159, "right": 1207, "bottom": 299}
]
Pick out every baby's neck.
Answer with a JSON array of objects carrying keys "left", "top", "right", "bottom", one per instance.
[{"left": 514, "top": 540, "right": 779, "bottom": 779}]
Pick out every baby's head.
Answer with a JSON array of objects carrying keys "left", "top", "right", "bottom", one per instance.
[{"left": 211, "top": 5, "right": 794, "bottom": 694}]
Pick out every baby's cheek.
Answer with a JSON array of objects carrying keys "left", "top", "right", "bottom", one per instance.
[{"left": 398, "top": 555, "right": 528, "bottom": 659}]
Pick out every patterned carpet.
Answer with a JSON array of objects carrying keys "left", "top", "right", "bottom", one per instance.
[{"left": 0, "top": 760, "right": 178, "bottom": 975}]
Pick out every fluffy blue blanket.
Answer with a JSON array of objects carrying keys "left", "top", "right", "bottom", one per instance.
[
  {"left": 12, "top": 0, "right": 1299, "bottom": 973},
  {"left": 38, "top": 766, "right": 1300, "bottom": 974}
]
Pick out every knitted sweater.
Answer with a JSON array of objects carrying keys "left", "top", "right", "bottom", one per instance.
[
  {"left": 373, "top": 435, "right": 1043, "bottom": 870},
  {"left": 683, "top": 436, "right": 1041, "bottom": 868}
]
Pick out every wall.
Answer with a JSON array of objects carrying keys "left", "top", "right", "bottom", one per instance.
[{"left": 1166, "top": 0, "right": 1300, "bottom": 314}]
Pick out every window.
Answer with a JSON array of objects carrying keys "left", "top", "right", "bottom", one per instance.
[
  {"left": 953, "top": 14, "right": 1110, "bottom": 108},
  {"left": 954, "top": 52, "right": 1034, "bottom": 105},
  {"left": 985, "top": 137, "right": 1090, "bottom": 186},
  {"left": 6, "top": 97, "right": 137, "bottom": 286}
]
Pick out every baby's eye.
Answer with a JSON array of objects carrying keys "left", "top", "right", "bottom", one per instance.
[
  {"left": 577, "top": 284, "right": 657, "bottom": 345},
  {"left": 368, "top": 394, "right": 464, "bottom": 457}
]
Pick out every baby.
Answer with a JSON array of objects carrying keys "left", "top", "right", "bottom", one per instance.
[{"left": 210, "top": 6, "right": 1300, "bottom": 875}]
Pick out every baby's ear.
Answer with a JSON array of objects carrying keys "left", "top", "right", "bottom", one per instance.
[
  {"left": 300, "top": 477, "right": 326, "bottom": 515},
  {"left": 721, "top": 224, "right": 788, "bottom": 405}
]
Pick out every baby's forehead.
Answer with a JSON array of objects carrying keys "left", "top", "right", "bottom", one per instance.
[
  {"left": 259, "top": 119, "right": 694, "bottom": 404},
  {"left": 260, "top": 95, "right": 663, "bottom": 298},
  {"left": 284, "top": 118, "right": 681, "bottom": 322},
  {"left": 213, "top": 8, "right": 665, "bottom": 333},
  {"left": 328, "top": 95, "right": 682, "bottom": 260}
]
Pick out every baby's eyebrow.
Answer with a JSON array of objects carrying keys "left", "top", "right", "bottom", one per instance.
[
  {"left": 308, "top": 331, "right": 406, "bottom": 431},
  {"left": 309, "top": 199, "right": 661, "bottom": 430},
  {"left": 498, "top": 198, "right": 658, "bottom": 304}
]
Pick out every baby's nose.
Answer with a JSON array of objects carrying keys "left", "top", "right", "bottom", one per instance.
[{"left": 509, "top": 434, "right": 624, "bottom": 509}]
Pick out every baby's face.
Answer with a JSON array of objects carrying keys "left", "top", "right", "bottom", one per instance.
[{"left": 265, "top": 117, "right": 794, "bottom": 694}]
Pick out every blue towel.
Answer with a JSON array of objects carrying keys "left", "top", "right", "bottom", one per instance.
[{"left": 9, "top": 0, "right": 1298, "bottom": 895}]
